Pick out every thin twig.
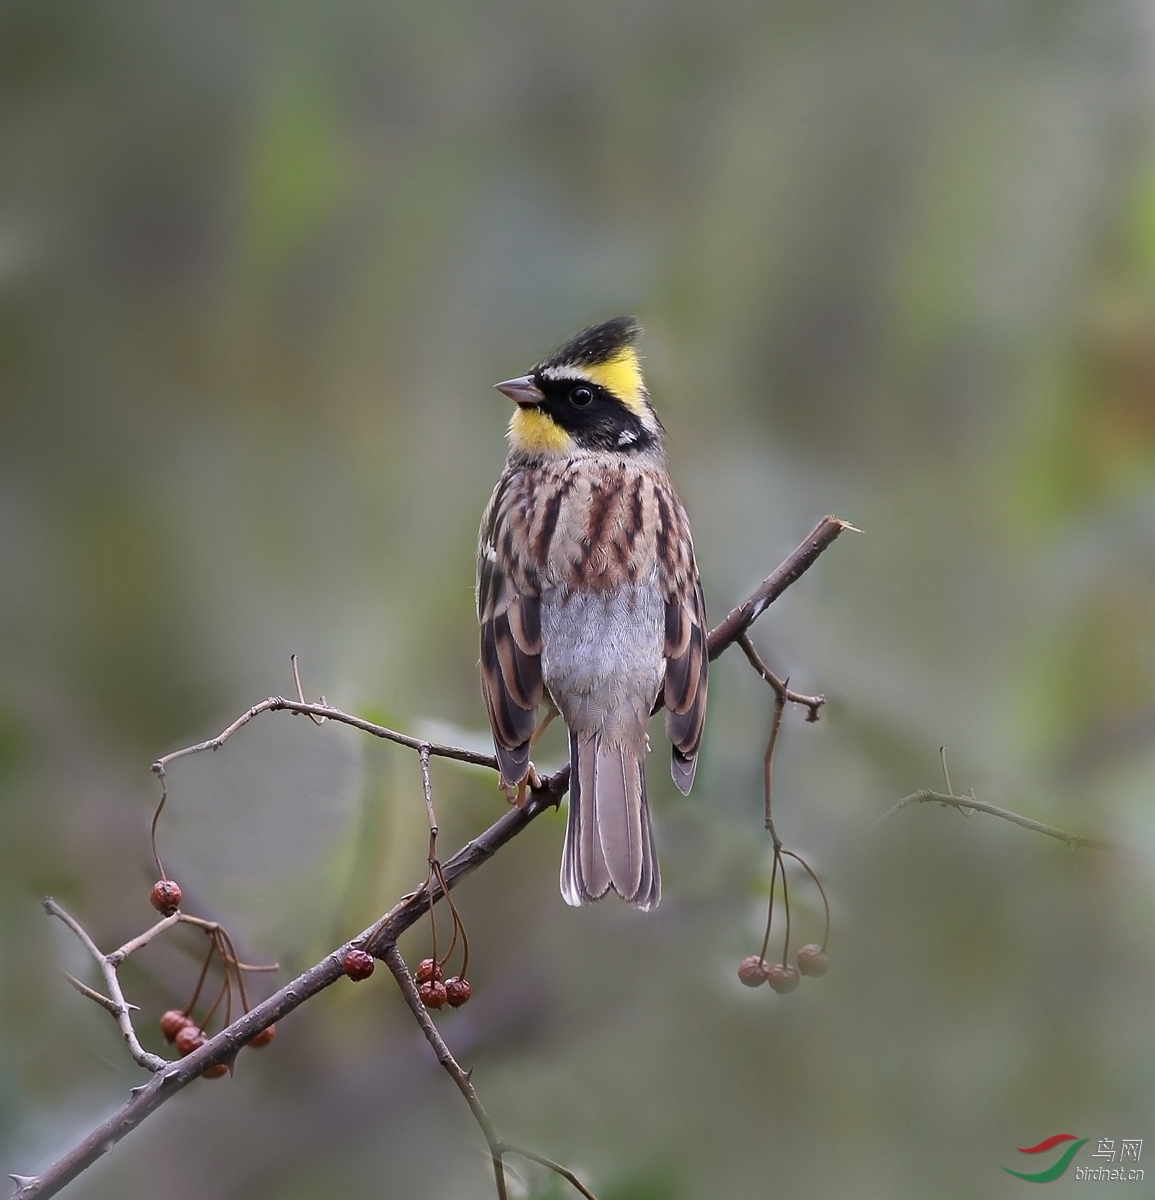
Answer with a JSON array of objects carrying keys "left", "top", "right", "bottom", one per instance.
[
  {"left": 762, "top": 688, "right": 787, "bottom": 846},
  {"left": 502, "top": 1144, "right": 598, "bottom": 1200},
  {"left": 382, "top": 943, "right": 597, "bottom": 1200},
  {"left": 59, "top": 973, "right": 119, "bottom": 1016},
  {"left": 291, "top": 654, "right": 326, "bottom": 726},
  {"left": 867, "top": 790, "right": 1125, "bottom": 853},
  {"left": 382, "top": 944, "right": 509, "bottom": 1199},
  {"left": 152, "top": 698, "right": 497, "bottom": 778},
  {"left": 107, "top": 914, "right": 182, "bottom": 965},
  {"left": 737, "top": 634, "right": 825, "bottom": 722}
]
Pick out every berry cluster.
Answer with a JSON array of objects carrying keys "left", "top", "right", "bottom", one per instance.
[
  {"left": 737, "top": 847, "right": 830, "bottom": 997},
  {"left": 414, "top": 958, "right": 472, "bottom": 1009},
  {"left": 411, "top": 853, "right": 473, "bottom": 1011},
  {"left": 738, "top": 943, "right": 829, "bottom": 992},
  {"left": 159, "top": 1008, "right": 275, "bottom": 1080},
  {"left": 147, "top": 877, "right": 277, "bottom": 1077},
  {"left": 339, "top": 861, "right": 474, "bottom": 1011}
]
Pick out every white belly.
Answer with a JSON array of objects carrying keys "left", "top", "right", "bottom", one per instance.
[{"left": 539, "top": 585, "right": 665, "bottom": 746}]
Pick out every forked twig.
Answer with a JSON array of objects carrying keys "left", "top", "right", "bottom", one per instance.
[{"left": 44, "top": 899, "right": 167, "bottom": 1073}]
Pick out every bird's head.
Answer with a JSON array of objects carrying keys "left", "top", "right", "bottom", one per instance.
[{"left": 496, "top": 317, "right": 663, "bottom": 458}]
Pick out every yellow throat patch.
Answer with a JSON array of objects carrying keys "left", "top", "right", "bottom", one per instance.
[
  {"left": 508, "top": 407, "right": 574, "bottom": 455},
  {"left": 582, "top": 348, "right": 646, "bottom": 414}
]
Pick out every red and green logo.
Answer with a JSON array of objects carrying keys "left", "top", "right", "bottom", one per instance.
[{"left": 1003, "top": 1135, "right": 1088, "bottom": 1182}]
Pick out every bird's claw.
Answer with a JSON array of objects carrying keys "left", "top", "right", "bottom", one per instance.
[{"left": 499, "top": 762, "right": 541, "bottom": 809}]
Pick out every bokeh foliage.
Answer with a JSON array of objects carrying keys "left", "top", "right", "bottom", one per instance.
[{"left": 4, "top": 1, "right": 1155, "bottom": 1197}]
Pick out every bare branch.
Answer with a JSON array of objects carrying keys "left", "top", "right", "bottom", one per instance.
[
  {"left": 868, "top": 789, "right": 1125, "bottom": 853},
  {"left": 16, "top": 773, "right": 568, "bottom": 1200},
  {"left": 16, "top": 515, "right": 851, "bottom": 1200}
]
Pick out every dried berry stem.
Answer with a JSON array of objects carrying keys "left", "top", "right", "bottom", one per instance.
[
  {"left": 757, "top": 851, "right": 780, "bottom": 964},
  {"left": 783, "top": 850, "right": 831, "bottom": 949},
  {"left": 779, "top": 854, "right": 793, "bottom": 964},
  {"left": 184, "top": 940, "right": 217, "bottom": 1018}
]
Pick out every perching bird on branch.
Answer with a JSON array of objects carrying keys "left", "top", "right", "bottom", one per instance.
[{"left": 477, "top": 317, "right": 708, "bottom": 910}]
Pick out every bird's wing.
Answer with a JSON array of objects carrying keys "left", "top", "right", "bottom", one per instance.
[
  {"left": 477, "top": 472, "right": 544, "bottom": 786},
  {"left": 659, "top": 489, "right": 708, "bottom": 794}
]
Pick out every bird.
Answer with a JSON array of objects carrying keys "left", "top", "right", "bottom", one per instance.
[{"left": 477, "top": 316, "right": 707, "bottom": 910}]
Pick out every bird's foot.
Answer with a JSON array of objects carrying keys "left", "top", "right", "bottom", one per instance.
[{"left": 500, "top": 764, "right": 541, "bottom": 809}]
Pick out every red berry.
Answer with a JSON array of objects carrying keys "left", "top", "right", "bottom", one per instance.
[
  {"left": 415, "top": 958, "right": 443, "bottom": 984},
  {"left": 766, "top": 963, "right": 800, "bottom": 994},
  {"left": 796, "top": 944, "right": 830, "bottom": 977},
  {"left": 149, "top": 879, "right": 182, "bottom": 917},
  {"left": 248, "top": 1024, "right": 276, "bottom": 1048},
  {"left": 738, "top": 956, "right": 769, "bottom": 987},
  {"left": 175, "top": 1024, "right": 207, "bottom": 1055},
  {"left": 202, "top": 1062, "right": 229, "bottom": 1079},
  {"left": 419, "top": 980, "right": 447, "bottom": 1009},
  {"left": 160, "top": 1009, "right": 192, "bottom": 1043},
  {"left": 444, "top": 977, "right": 472, "bottom": 1007},
  {"left": 343, "top": 949, "right": 375, "bottom": 981}
]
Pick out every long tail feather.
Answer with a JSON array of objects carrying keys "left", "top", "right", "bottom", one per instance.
[{"left": 561, "top": 732, "right": 660, "bottom": 910}]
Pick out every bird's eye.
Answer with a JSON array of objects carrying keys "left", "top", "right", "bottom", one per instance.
[{"left": 569, "top": 386, "right": 593, "bottom": 407}]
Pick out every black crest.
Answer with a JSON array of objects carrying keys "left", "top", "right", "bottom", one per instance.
[{"left": 538, "top": 316, "right": 641, "bottom": 370}]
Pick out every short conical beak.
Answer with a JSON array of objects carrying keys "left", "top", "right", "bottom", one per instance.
[{"left": 494, "top": 375, "right": 545, "bottom": 407}]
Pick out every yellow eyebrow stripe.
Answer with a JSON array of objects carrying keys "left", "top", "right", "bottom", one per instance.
[{"left": 583, "top": 349, "right": 645, "bottom": 413}]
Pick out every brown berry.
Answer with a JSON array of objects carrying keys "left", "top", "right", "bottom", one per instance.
[
  {"left": 159, "top": 1009, "right": 192, "bottom": 1043},
  {"left": 248, "top": 1024, "right": 276, "bottom": 1048},
  {"left": 202, "top": 1062, "right": 229, "bottom": 1079},
  {"left": 343, "top": 949, "right": 375, "bottom": 981},
  {"left": 149, "top": 878, "right": 182, "bottom": 917},
  {"left": 415, "top": 958, "right": 443, "bottom": 984},
  {"left": 419, "top": 980, "right": 447, "bottom": 1009},
  {"left": 738, "top": 955, "right": 769, "bottom": 987},
  {"left": 796, "top": 944, "right": 830, "bottom": 977},
  {"left": 444, "top": 977, "right": 472, "bottom": 1007},
  {"left": 766, "top": 963, "right": 801, "bottom": 994},
  {"left": 174, "top": 1024, "right": 207, "bottom": 1055}
]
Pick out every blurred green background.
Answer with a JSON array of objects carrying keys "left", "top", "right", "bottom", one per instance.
[{"left": 4, "top": 1, "right": 1155, "bottom": 1197}]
